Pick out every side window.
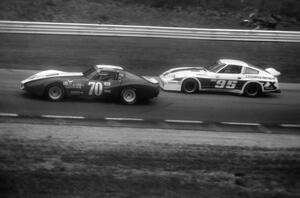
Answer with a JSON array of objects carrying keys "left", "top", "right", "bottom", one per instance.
[
  {"left": 244, "top": 67, "right": 259, "bottom": 74},
  {"left": 218, "top": 65, "right": 242, "bottom": 74},
  {"left": 118, "top": 73, "right": 124, "bottom": 80},
  {"left": 98, "top": 71, "right": 119, "bottom": 81}
]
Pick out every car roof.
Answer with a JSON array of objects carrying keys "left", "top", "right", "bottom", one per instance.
[
  {"left": 95, "top": 65, "right": 124, "bottom": 71},
  {"left": 219, "top": 59, "right": 249, "bottom": 67}
]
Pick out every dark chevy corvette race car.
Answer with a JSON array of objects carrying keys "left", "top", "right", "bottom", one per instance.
[{"left": 20, "top": 65, "right": 159, "bottom": 104}]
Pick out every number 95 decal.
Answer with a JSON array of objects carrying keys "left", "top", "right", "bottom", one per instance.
[
  {"left": 88, "top": 82, "right": 103, "bottom": 96},
  {"left": 213, "top": 80, "right": 238, "bottom": 89}
]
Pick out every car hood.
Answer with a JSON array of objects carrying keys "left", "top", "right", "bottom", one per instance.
[
  {"left": 160, "top": 67, "right": 210, "bottom": 79},
  {"left": 21, "top": 70, "right": 83, "bottom": 84}
]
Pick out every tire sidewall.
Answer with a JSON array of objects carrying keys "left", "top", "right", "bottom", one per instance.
[
  {"left": 46, "top": 84, "right": 65, "bottom": 101},
  {"left": 244, "top": 83, "right": 261, "bottom": 97},
  {"left": 120, "top": 88, "right": 137, "bottom": 105},
  {"left": 182, "top": 79, "right": 199, "bottom": 94}
]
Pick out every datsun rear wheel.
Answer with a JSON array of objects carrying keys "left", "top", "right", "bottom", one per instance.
[
  {"left": 46, "top": 84, "right": 65, "bottom": 101},
  {"left": 244, "top": 83, "right": 261, "bottom": 97},
  {"left": 182, "top": 79, "right": 199, "bottom": 94},
  {"left": 120, "top": 88, "right": 137, "bottom": 105}
]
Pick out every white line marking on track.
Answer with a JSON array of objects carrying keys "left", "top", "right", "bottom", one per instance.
[
  {"left": 41, "top": 115, "right": 85, "bottom": 119},
  {"left": 280, "top": 124, "right": 300, "bottom": 128},
  {"left": 105, "top": 117, "right": 144, "bottom": 121},
  {"left": 165, "top": 120, "right": 203, "bottom": 124},
  {"left": 0, "top": 113, "right": 19, "bottom": 117},
  {"left": 221, "top": 122, "right": 261, "bottom": 126}
]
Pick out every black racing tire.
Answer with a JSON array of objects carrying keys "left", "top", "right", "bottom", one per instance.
[
  {"left": 46, "top": 84, "right": 65, "bottom": 101},
  {"left": 181, "top": 79, "right": 199, "bottom": 94},
  {"left": 244, "top": 83, "right": 262, "bottom": 97},
  {"left": 120, "top": 87, "right": 137, "bottom": 105}
]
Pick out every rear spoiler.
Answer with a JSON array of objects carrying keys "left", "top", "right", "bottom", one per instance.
[{"left": 265, "top": 68, "right": 281, "bottom": 77}]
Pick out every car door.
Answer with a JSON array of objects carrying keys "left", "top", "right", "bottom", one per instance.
[
  {"left": 211, "top": 64, "right": 244, "bottom": 91},
  {"left": 86, "top": 70, "right": 122, "bottom": 98},
  {"left": 63, "top": 77, "right": 89, "bottom": 96}
]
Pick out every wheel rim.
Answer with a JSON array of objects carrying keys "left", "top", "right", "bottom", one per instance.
[
  {"left": 48, "top": 86, "right": 62, "bottom": 100},
  {"left": 184, "top": 81, "right": 197, "bottom": 93},
  {"left": 246, "top": 84, "right": 258, "bottom": 96},
  {"left": 123, "top": 89, "right": 136, "bottom": 103}
]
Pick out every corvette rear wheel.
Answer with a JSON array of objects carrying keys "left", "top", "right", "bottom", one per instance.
[
  {"left": 120, "top": 88, "right": 137, "bottom": 105},
  {"left": 244, "top": 83, "right": 261, "bottom": 97},
  {"left": 47, "top": 84, "right": 65, "bottom": 101},
  {"left": 182, "top": 79, "right": 198, "bottom": 94}
]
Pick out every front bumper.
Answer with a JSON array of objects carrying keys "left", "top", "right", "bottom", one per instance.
[{"left": 159, "top": 76, "right": 182, "bottom": 91}]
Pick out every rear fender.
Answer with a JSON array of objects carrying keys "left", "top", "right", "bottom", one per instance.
[{"left": 241, "top": 81, "right": 264, "bottom": 94}]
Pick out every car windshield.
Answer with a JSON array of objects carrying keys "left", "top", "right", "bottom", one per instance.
[
  {"left": 206, "top": 61, "right": 226, "bottom": 73},
  {"left": 83, "top": 67, "right": 97, "bottom": 78}
]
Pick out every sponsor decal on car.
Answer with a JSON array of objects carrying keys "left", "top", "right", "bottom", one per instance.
[
  {"left": 63, "top": 80, "right": 83, "bottom": 89},
  {"left": 104, "top": 82, "right": 111, "bottom": 87},
  {"left": 246, "top": 75, "right": 275, "bottom": 80},
  {"left": 262, "top": 81, "right": 277, "bottom": 90}
]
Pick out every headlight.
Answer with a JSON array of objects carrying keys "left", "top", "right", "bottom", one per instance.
[
  {"left": 164, "top": 73, "right": 176, "bottom": 80},
  {"left": 20, "top": 83, "right": 24, "bottom": 90}
]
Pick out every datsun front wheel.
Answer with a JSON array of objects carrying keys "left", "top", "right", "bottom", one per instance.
[
  {"left": 120, "top": 88, "right": 137, "bottom": 105},
  {"left": 182, "top": 79, "right": 199, "bottom": 94},
  {"left": 47, "top": 84, "right": 65, "bottom": 101}
]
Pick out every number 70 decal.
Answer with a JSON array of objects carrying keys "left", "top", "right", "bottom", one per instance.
[
  {"left": 213, "top": 80, "right": 238, "bottom": 89},
  {"left": 88, "top": 82, "right": 103, "bottom": 96}
]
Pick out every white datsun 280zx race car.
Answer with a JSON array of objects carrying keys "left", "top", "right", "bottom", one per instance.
[{"left": 159, "top": 59, "right": 281, "bottom": 97}]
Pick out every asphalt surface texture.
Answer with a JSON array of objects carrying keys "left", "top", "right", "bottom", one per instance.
[
  {"left": 0, "top": 33, "right": 300, "bottom": 133},
  {"left": 0, "top": 33, "right": 300, "bottom": 198},
  {"left": 0, "top": 33, "right": 300, "bottom": 82},
  {"left": 1, "top": 69, "right": 299, "bottom": 134}
]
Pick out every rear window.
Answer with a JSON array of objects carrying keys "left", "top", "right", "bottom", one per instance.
[{"left": 244, "top": 67, "right": 259, "bottom": 74}]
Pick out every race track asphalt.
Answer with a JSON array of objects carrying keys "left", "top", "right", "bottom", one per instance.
[
  {"left": 0, "top": 33, "right": 300, "bottom": 82},
  {"left": 0, "top": 33, "right": 300, "bottom": 132},
  {"left": 1, "top": 69, "right": 299, "bottom": 130}
]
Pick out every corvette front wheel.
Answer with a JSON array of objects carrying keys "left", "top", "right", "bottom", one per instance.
[
  {"left": 47, "top": 84, "right": 65, "bottom": 101},
  {"left": 120, "top": 88, "right": 137, "bottom": 105}
]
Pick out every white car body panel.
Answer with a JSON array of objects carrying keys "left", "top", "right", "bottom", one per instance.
[
  {"left": 159, "top": 59, "right": 280, "bottom": 95},
  {"left": 21, "top": 70, "right": 83, "bottom": 84}
]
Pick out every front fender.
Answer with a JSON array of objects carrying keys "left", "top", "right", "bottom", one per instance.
[
  {"left": 181, "top": 77, "right": 202, "bottom": 90},
  {"left": 24, "top": 79, "right": 64, "bottom": 96}
]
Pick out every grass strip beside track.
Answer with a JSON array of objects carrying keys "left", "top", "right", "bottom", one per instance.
[{"left": 0, "top": 123, "right": 299, "bottom": 198}]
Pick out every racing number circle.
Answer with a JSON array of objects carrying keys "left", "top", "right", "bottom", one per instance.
[
  {"left": 121, "top": 88, "right": 137, "bottom": 104},
  {"left": 182, "top": 79, "right": 198, "bottom": 93}
]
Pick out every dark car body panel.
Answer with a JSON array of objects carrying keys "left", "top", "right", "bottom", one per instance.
[{"left": 21, "top": 67, "right": 159, "bottom": 101}]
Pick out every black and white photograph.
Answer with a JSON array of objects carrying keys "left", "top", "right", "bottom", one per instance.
[{"left": 0, "top": 0, "right": 299, "bottom": 197}]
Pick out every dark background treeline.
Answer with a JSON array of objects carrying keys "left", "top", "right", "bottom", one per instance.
[
  {"left": 117, "top": 0, "right": 300, "bottom": 17},
  {"left": 0, "top": 0, "right": 299, "bottom": 29}
]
